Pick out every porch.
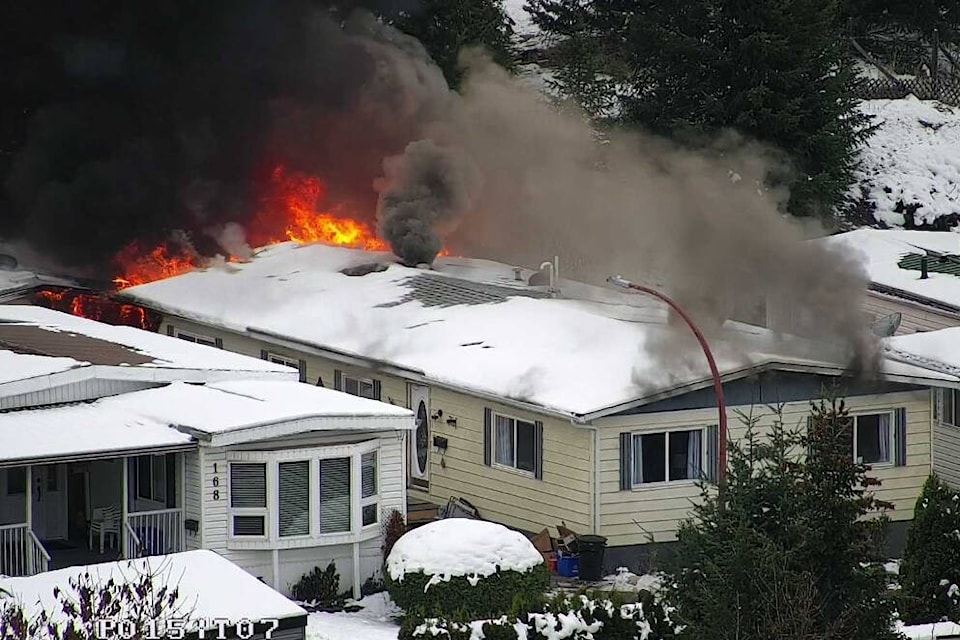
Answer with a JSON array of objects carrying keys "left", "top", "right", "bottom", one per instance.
[{"left": 0, "top": 454, "right": 187, "bottom": 577}]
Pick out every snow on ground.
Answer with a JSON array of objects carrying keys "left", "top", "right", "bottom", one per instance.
[
  {"left": 307, "top": 593, "right": 401, "bottom": 640},
  {"left": 853, "top": 97, "right": 960, "bottom": 227},
  {"left": 386, "top": 519, "right": 544, "bottom": 587},
  {"left": 898, "top": 621, "right": 960, "bottom": 639}
]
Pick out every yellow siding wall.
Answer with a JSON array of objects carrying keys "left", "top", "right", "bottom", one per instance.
[
  {"left": 160, "top": 317, "right": 595, "bottom": 536},
  {"left": 598, "top": 389, "right": 932, "bottom": 546},
  {"left": 864, "top": 291, "right": 960, "bottom": 335}
]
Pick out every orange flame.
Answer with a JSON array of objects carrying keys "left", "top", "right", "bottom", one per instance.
[
  {"left": 109, "top": 165, "right": 450, "bottom": 292},
  {"left": 35, "top": 289, "right": 161, "bottom": 331}
]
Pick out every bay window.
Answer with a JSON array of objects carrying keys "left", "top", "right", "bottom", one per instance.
[{"left": 227, "top": 441, "right": 380, "bottom": 546}]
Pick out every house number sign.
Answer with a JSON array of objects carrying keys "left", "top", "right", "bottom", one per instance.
[{"left": 211, "top": 463, "right": 222, "bottom": 501}]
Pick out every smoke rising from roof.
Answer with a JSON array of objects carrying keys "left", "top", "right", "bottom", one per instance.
[{"left": 1, "top": 2, "right": 876, "bottom": 373}]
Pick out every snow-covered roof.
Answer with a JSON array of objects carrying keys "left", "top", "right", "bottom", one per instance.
[
  {"left": 0, "top": 379, "right": 413, "bottom": 463},
  {"left": 0, "top": 400, "right": 193, "bottom": 466},
  {"left": 0, "top": 550, "right": 306, "bottom": 628},
  {"left": 120, "top": 242, "right": 960, "bottom": 418},
  {"left": 0, "top": 269, "right": 76, "bottom": 302},
  {"left": 886, "top": 328, "right": 960, "bottom": 377},
  {"left": 853, "top": 98, "right": 960, "bottom": 227},
  {"left": 106, "top": 380, "right": 414, "bottom": 446},
  {"left": 385, "top": 519, "right": 544, "bottom": 585},
  {"left": 818, "top": 229, "right": 960, "bottom": 310},
  {"left": 0, "top": 305, "right": 298, "bottom": 394}
]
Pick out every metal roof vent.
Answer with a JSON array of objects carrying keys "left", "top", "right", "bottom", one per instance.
[{"left": 527, "top": 256, "right": 560, "bottom": 297}]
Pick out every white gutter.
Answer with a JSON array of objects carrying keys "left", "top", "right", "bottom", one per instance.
[{"left": 177, "top": 414, "right": 415, "bottom": 448}]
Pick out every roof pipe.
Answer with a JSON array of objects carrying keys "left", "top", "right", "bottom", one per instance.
[{"left": 607, "top": 275, "right": 728, "bottom": 486}]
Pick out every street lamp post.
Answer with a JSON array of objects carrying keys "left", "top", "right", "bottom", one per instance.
[{"left": 607, "top": 275, "right": 727, "bottom": 484}]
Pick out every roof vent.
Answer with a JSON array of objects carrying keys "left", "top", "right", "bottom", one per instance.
[
  {"left": 512, "top": 267, "right": 523, "bottom": 281},
  {"left": 528, "top": 256, "right": 561, "bottom": 297},
  {"left": 340, "top": 262, "right": 388, "bottom": 277}
]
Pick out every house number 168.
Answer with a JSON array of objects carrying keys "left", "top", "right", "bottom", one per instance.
[{"left": 212, "top": 463, "right": 221, "bottom": 501}]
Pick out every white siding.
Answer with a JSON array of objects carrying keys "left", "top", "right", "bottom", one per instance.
[
  {"left": 934, "top": 421, "right": 960, "bottom": 488},
  {"left": 598, "top": 390, "right": 933, "bottom": 546},
  {"left": 863, "top": 291, "right": 960, "bottom": 335},
  {"left": 183, "top": 450, "right": 203, "bottom": 551},
  {"left": 192, "top": 432, "right": 403, "bottom": 596},
  {"left": 0, "top": 379, "right": 160, "bottom": 410}
]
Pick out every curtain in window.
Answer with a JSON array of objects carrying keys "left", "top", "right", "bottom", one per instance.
[
  {"left": 878, "top": 413, "right": 891, "bottom": 462},
  {"left": 320, "top": 457, "right": 351, "bottom": 533},
  {"left": 279, "top": 461, "right": 310, "bottom": 537},
  {"left": 495, "top": 415, "right": 514, "bottom": 466},
  {"left": 631, "top": 435, "right": 644, "bottom": 485},
  {"left": 687, "top": 430, "right": 703, "bottom": 478}
]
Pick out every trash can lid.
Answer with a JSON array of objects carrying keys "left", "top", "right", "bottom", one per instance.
[{"left": 578, "top": 535, "right": 607, "bottom": 544}]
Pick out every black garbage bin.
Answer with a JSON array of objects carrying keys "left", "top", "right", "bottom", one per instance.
[{"left": 577, "top": 534, "right": 608, "bottom": 581}]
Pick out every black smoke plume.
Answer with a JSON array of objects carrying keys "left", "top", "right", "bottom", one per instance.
[
  {"left": 375, "top": 139, "right": 480, "bottom": 265},
  {"left": 1, "top": 0, "right": 450, "bottom": 272}
]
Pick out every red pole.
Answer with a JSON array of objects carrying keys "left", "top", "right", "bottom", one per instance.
[{"left": 607, "top": 276, "right": 727, "bottom": 484}]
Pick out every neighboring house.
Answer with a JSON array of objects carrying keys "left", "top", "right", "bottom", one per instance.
[
  {"left": 118, "top": 242, "right": 960, "bottom": 568},
  {"left": 816, "top": 229, "right": 960, "bottom": 334},
  {"left": 0, "top": 305, "right": 414, "bottom": 599},
  {"left": 0, "top": 549, "right": 308, "bottom": 640}
]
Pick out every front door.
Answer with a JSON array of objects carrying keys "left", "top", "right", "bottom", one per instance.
[
  {"left": 31, "top": 465, "right": 67, "bottom": 540},
  {"left": 408, "top": 384, "right": 430, "bottom": 488}
]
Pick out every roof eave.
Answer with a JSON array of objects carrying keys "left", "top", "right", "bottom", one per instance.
[
  {"left": 203, "top": 414, "right": 415, "bottom": 448},
  {"left": 0, "top": 442, "right": 197, "bottom": 469}
]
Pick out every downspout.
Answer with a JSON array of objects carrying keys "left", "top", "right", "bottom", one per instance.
[{"left": 567, "top": 417, "right": 601, "bottom": 535}]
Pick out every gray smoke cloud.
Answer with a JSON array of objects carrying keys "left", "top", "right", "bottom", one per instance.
[{"left": 375, "top": 139, "right": 481, "bottom": 265}]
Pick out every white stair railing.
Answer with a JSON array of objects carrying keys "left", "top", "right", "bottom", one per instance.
[
  {"left": 1, "top": 523, "right": 49, "bottom": 576},
  {"left": 125, "top": 509, "right": 183, "bottom": 557}
]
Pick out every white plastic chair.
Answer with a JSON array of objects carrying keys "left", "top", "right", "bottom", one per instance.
[{"left": 88, "top": 506, "right": 121, "bottom": 553}]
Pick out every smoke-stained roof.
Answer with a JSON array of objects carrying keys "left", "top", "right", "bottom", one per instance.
[
  {"left": 818, "top": 229, "right": 960, "bottom": 312},
  {"left": 120, "top": 242, "right": 959, "bottom": 417}
]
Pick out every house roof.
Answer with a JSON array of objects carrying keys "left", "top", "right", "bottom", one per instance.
[
  {"left": 120, "top": 242, "right": 960, "bottom": 419},
  {"left": 0, "top": 549, "right": 306, "bottom": 628},
  {"left": 0, "top": 268, "right": 76, "bottom": 303},
  {"left": 105, "top": 380, "right": 415, "bottom": 446},
  {"left": 0, "top": 400, "right": 194, "bottom": 467},
  {"left": 0, "top": 380, "right": 413, "bottom": 464},
  {"left": 817, "top": 229, "right": 960, "bottom": 313},
  {"left": 0, "top": 305, "right": 299, "bottom": 395}
]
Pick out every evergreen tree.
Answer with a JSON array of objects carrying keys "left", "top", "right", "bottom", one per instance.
[
  {"left": 899, "top": 474, "right": 960, "bottom": 624},
  {"left": 526, "top": 0, "right": 871, "bottom": 220},
  {"left": 666, "top": 400, "right": 899, "bottom": 640},
  {"left": 392, "top": 0, "right": 517, "bottom": 91}
]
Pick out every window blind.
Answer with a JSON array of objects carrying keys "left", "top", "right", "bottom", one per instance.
[
  {"left": 279, "top": 461, "right": 310, "bottom": 537},
  {"left": 320, "top": 457, "right": 351, "bottom": 533},
  {"left": 361, "top": 452, "right": 377, "bottom": 499},
  {"left": 230, "top": 463, "right": 266, "bottom": 508}
]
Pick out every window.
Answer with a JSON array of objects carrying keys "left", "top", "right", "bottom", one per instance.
[
  {"left": 230, "top": 463, "right": 267, "bottom": 537},
  {"left": 267, "top": 352, "right": 299, "bottom": 370},
  {"left": 6, "top": 468, "right": 25, "bottom": 495},
  {"left": 344, "top": 376, "right": 377, "bottom": 399},
  {"left": 278, "top": 461, "right": 310, "bottom": 538},
  {"left": 135, "top": 455, "right": 167, "bottom": 502},
  {"left": 361, "top": 451, "right": 378, "bottom": 527},
  {"left": 320, "top": 457, "right": 351, "bottom": 534},
  {"left": 494, "top": 414, "right": 537, "bottom": 474},
  {"left": 632, "top": 429, "right": 703, "bottom": 485},
  {"left": 936, "top": 389, "right": 960, "bottom": 427},
  {"left": 176, "top": 330, "right": 218, "bottom": 348},
  {"left": 853, "top": 413, "right": 892, "bottom": 465}
]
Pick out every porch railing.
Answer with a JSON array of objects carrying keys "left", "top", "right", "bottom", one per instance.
[
  {"left": 125, "top": 509, "right": 183, "bottom": 558},
  {"left": 0, "top": 523, "right": 50, "bottom": 577}
]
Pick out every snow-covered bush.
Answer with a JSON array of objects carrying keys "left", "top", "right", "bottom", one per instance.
[
  {"left": 397, "top": 591, "right": 677, "bottom": 640},
  {"left": 385, "top": 519, "right": 550, "bottom": 618},
  {"left": 900, "top": 474, "right": 960, "bottom": 624}
]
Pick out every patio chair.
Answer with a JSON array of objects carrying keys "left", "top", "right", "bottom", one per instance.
[{"left": 88, "top": 506, "right": 121, "bottom": 553}]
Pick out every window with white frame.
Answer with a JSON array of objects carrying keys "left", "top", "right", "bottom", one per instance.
[
  {"left": 228, "top": 444, "right": 379, "bottom": 542},
  {"left": 135, "top": 455, "right": 167, "bottom": 502},
  {"left": 936, "top": 389, "right": 960, "bottom": 427},
  {"left": 361, "top": 451, "right": 378, "bottom": 526},
  {"left": 632, "top": 429, "right": 703, "bottom": 485},
  {"left": 176, "top": 330, "right": 218, "bottom": 348},
  {"left": 230, "top": 463, "right": 268, "bottom": 537},
  {"left": 853, "top": 413, "right": 892, "bottom": 465},
  {"left": 343, "top": 375, "right": 377, "bottom": 399},
  {"left": 494, "top": 414, "right": 537, "bottom": 474}
]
